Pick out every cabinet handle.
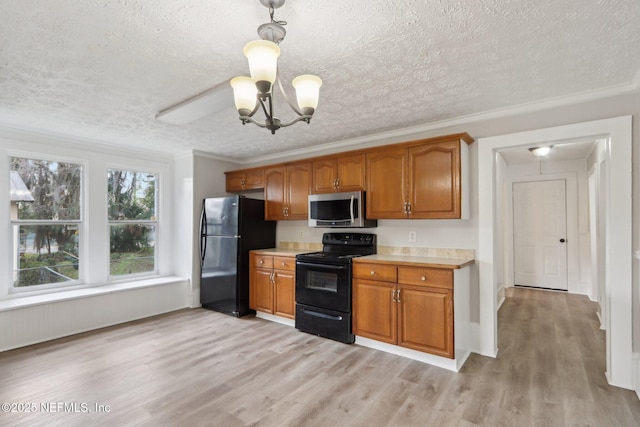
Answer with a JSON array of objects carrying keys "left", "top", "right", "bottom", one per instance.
[
  {"left": 407, "top": 202, "right": 412, "bottom": 214},
  {"left": 259, "top": 259, "right": 263, "bottom": 264},
  {"left": 281, "top": 262, "right": 286, "bottom": 267},
  {"left": 396, "top": 289, "right": 401, "bottom": 302},
  {"left": 421, "top": 275, "right": 426, "bottom": 281},
  {"left": 391, "top": 289, "right": 397, "bottom": 302},
  {"left": 370, "top": 270, "right": 375, "bottom": 276}
]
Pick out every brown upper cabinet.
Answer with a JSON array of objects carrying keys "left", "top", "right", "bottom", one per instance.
[
  {"left": 225, "top": 168, "right": 264, "bottom": 192},
  {"left": 312, "top": 153, "right": 366, "bottom": 194},
  {"left": 225, "top": 132, "right": 473, "bottom": 220},
  {"left": 264, "top": 162, "right": 312, "bottom": 220},
  {"left": 366, "top": 134, "right": 472, "bottom": 219}
]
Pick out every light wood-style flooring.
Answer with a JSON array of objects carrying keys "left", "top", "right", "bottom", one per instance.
[{"left": 1, "top": 287, "right": 639, "bottom": 426}]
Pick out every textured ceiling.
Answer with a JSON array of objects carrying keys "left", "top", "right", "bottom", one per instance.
[{"left": 1, "top": 0, "right": 640, "bottom": 161}]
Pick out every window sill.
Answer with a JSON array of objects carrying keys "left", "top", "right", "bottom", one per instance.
[{"left": 0, "top": 276, "right": 188, "bottom": 313}]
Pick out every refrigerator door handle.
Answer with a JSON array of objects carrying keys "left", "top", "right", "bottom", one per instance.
[
  {"left": 199, "top": 202, "right": 207, "bottom": 237},
  {"left": 200, "top": 236, "right": 207, "bottom": 264}
]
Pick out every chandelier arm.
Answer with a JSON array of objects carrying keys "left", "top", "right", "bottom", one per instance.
[
  {"left": 280, "top": 115, "right": 312, "bottom": 127},
  {"left": 276, "top": 75, "right": 304, "bottom": 117},
  {"left": 239, "top": 116, "right": 268, "bottom": 128},
  {"left": 247, "top": 101, "right": 261, "bottom": 118},
  {"left": 257, "top": 95, "right": 273, "bottom": 122}
]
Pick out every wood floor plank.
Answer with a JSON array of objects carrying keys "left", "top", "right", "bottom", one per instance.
[{"left": 1, "top": 290, "right": 639, "bottom": 426}]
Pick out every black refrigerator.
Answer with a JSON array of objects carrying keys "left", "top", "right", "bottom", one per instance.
[{"left": 199, "top": 196, "right": 276, "bottom": 317}]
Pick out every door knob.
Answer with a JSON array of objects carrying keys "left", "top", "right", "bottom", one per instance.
[{"left": 560, "top": 238, "right": 566, "bottom": 243}]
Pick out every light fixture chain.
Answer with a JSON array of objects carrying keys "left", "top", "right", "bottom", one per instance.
[{"left": 269, "top": 5, "right": 287, "bottom": 26}]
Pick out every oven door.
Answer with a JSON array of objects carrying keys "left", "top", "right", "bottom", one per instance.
[{"left": 295, "top": 260, "right": 352, "bottom": 313}]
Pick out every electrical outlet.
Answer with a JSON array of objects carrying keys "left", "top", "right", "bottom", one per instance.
[{"left": 409, "top": 231, "right": 416, "bottom": 242}]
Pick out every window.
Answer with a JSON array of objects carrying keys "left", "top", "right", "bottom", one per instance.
[
  {"left": 107, "top": 169, "right": 157, "bottom": 277},
  {"left": 10, "top": 157, "right": 82, "bottom": 288}
]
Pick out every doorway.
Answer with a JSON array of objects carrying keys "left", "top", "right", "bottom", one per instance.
[
  {"left": 512, "top": 179, "right": 568, "bottom": 290},
  {"left": 478, "top": 116, "right": 633, "bottom": 390}
]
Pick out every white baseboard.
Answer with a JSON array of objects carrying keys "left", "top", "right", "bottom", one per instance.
[
  {"left": 355, "top": 336, "right": 469, "bottom": 372},
  {"left": 469, "top": 321, "right": 482, "bottom": 355},
  {"left": 633, "top": 353, "right": 640, "bottom": 400},
  {"left": 255, "top": 311, "right": 295, "bottom": 327}
]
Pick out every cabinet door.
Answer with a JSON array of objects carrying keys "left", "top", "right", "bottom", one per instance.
[
  {"left": 243, "top": 168, "right": 265, "bottom": 190},
  {"left": 312, "top": 159, "right": 337, "bottom": 194},
  {"left": 264, "top": 166, "right": 286, "bottom": 220},
  {"left": 274, "top": 270, "right": 295, "bottom": 319},
  {"left": 397, "top": 284, "right": 453, "bottom": 358},
  {"left": 285, "top": 162, "right": 312, "bottom": 220},
  {"left": 254, "top": 268, "right": 274, "bottom": 313},
  {"left": 353, "top": 279, "right": 397, "bottom": 344},
  {"left": 408, "top": 140, "right": 460, "bottom": 218},
  {"left": 225, "top": 171, "right": 246, "bottom": 193},
  {"left": 336, "top": 153, "right": 365, "bottom": 192},
  {"left": 366, "top": 147, "right": 408, "bottom": 219}
]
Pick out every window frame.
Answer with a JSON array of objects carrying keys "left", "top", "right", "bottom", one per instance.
[
  {"left": 8, "top": 153, "right": 85, "bottom": 293},
  {"left": 106, "top": 168, "right": 160, "bottom": 280}
]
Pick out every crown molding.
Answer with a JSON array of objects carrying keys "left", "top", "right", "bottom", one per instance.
[
  {"left": 0, "top": 122, "right": 179, "bottom": 162},
  {"left": 192, "top": 149, "right": 242, "bottom": 165},
  {"left": 241, "top": 81, "right": 638, "bottom": 166}
]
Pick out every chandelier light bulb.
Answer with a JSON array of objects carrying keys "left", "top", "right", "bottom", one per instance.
[
  {"left": 292, "top": 75, "right": 323, "bottom": 113},
  {"left": 230, "top": 76, "right": 257, "bottom": 113},
  {"left": 243, "top": 40, "right": 281, "bottom": 93}
]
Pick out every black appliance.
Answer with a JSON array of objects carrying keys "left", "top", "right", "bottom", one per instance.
[
  {"left": 199, "top": 196, "right": 276, "bottom": 317},
  {"left": 295, "top": 232, "right": 376, "bottom": 343},
  {"left": 308, "top": 191, "right": 377, "bottom": 228}
]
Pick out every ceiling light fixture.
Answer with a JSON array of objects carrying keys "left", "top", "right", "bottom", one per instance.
[
  {"left": 230, "top": 0, "right": 322, "bottom": 134},
  {"left": 528, "top": 146, "right": 552, "bottom": 156}
]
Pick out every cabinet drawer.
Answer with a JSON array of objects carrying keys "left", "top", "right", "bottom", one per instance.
[
  {"left": 353, "top": 263, "right": 397, "bottom": 282},
  {"left": 252, "top": 254, "right": 273, "bottom": 269},
  {"left": 397, "top": 267, "right": 453, "bottom": 289},
  {"left": 273, "top": 256, "right": 296, "bottom": 271}
]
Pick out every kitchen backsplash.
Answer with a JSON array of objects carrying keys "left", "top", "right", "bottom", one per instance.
[
  {"left": 278, "top": 241, "right": 323, "bottom": 251},
  {"left": 278, "top": 241, "right": 474, "bottom": 260},
  {"left": 377, "top": 246, "right": 474, "bottom": 259}
]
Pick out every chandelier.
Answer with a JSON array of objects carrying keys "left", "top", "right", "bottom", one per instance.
[{"left": 230, "top": 0, "right": 322, "bottom": 134}]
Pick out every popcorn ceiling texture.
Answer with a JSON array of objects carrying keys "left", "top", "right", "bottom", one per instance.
[{"left": 1, "top": 0, "right": 639, "bottom": 160}]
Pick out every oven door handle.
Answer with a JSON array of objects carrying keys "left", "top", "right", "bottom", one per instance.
[
  {"left": 296, "top": 262, "right": 349, "bottom": 270},
  {"left": 300, "top": 308, "right": 343, "bottom": 321}
]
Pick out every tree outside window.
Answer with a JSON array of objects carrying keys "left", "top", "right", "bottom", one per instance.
[
  {"left": 10, "top": 157, "right": 82, "bottom": 288},
  {"left": 107, "top": 169, "right": 157, "bottom": 277}
]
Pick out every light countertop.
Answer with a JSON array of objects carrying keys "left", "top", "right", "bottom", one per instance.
[{"left": 354, "top": 254, "right": 474, "bottom": 269}]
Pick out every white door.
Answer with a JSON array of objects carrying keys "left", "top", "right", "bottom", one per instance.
[{"left": 513, "top": 179, "right": 568, "bottom": 290}]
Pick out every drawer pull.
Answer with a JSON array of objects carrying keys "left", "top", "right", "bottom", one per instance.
[
  {"left": 421, "top": 275, "right": 426, "bottom": 281},
  {"left": 370, "top": 271, "right": 375, "bottom": 276},
  {"left": 259, "top": 260, "right": 264, "bottom": 264},
  {"left": 282, "top": 262, "right": 286, "bottom": 266}
]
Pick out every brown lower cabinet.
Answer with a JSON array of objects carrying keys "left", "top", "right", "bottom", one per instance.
[
  {"left": 353, "top": 261, "right": 454, "bottom": 358},
  {"left": 250, "top": 252, "right": 296, "bottom": 319}
]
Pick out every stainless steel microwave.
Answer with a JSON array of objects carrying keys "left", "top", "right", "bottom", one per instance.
[{"left": 308, "top": 191, "right": 377, "bottom": 228}]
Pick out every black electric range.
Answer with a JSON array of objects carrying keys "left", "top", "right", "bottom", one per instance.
[{"left": 295, "top": 233, "right": 376, "bottom": 343}]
